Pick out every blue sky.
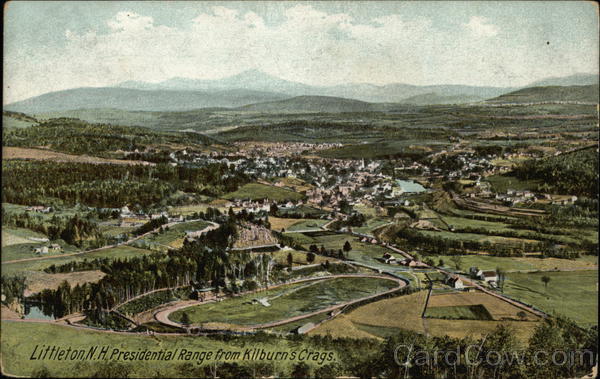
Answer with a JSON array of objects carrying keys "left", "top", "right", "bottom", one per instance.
[{"left": 4, "top": 1, "right": 598, "bottom": 103}]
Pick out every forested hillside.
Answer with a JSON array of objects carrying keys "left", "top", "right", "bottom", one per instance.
[
  {"left": 2, "top": 118, "right": 215, "bottom": 157},
  {"left": 2, "top": 161, "right": 250, "bottom": 208},
  {"left": 513, "top": 146, "right": 599, "bottom": 197}
]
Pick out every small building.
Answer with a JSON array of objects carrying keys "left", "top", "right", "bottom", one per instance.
[
  {"left": 481, "top": 271, "right": 498, "bottom": 282},
  {"left": 469, "top": 267, "right": 483, "bottom": 279},
  {"left": 399, "top": 258, "right": 419, "bottom": 268},
  {"left": 381, "top": 253, "right": 397, "bottom": 264},
  {"left": 446, "top": 275, "right": 464, "bottom": 289},
  {"left": 33, "top": 246, "right": 48, "bottom": 255}
]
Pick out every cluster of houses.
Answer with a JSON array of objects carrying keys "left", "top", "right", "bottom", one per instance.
[
  {"left": 119, "top": 206, "right": 183, "bottom": 227},
  {"left": 379, "top": 252, "right": 428, "bottom": 268},
  {"left": 492, "top": 190, "right": 578, "bottom": 206},
  {"left": 32, "top": 243, "right": 62, "bottom": 255},
  {"left": 441, "top": 267, "right": 499, "bottom": 289},
  {"left": 25, "top": 206, "right": 53, "bottom": 213}
]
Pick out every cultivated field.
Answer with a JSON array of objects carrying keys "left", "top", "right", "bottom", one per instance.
[
  {"left": 427, "top": 291, "right": 540, "bottom": 321},
  {"left": 311, "top": 290, "right": 540, "bottom": 342},
  {"left": 2, "top": 146, "right": 153, "bottom": 165},
  {"left": 437, "top": 254, "right": 598, "bottom": 272},
  {"left": 24, "top": 270, "right": 106, "bottom": 295}
]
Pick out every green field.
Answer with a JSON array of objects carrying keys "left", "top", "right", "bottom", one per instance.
[
  {"left": 1, "top": 241, "right": 77, "bottom": 262},
  {"left": 286, "top": 232, "right": 392, "bottom": 267},
  {"left": 170, "top": 277, "right": 397, "bottom": 326},
  {"left": 425, "top": 305, "right": 494, "bottom": 320},
  {"left": 419, "top": 229, "right": 539, "bottom": 246},
  {"left": 223, "top": 183, "right": 304, "bottom": 202},
  {"left": 1, "top": 227, "right": 48, "bottom": 247},
  {"left": 140, "top": 220, "right": 212, "bottom": 249},
  {"left": 486, "top": 175, "right": 542, "bottom": 193},
  {"left": 353, "top": 217, "right": 392, "bottom": 235},
  {"left": 2, "top": 245, "right": 154, "bottom": 276},
  {"left": 0, "top": 321, "right": 338, "bottom": 378},
  {"left": 437, "top": 254, "right": 598, "bottom": 272},
  {"left": 503, "top": 270, "right": 598, "bottom": 326},
  {"left": 286, "top": 219, "right": 328, "bottom": 231}
]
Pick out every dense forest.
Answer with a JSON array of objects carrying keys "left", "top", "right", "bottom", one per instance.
[
  {"left": 513, "top": 146, "right": 598, "bottom": 197},
  {"left": 2, "top": 160, "right": 250, "bottom": 208}
]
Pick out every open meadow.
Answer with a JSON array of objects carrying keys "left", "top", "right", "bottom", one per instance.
[
  {"left": 503, "top": 270, "right": 598, "bottom": 326},
  {"left": 223, "top": 182, "right": 304, "bottom": 202}
]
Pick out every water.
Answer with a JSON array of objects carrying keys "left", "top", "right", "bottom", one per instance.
[
  {"left": 23, "top": 302, "right": 58, "bottom": 320},
  {"left": 396, "top": 179, "right": 427, "bottom": 193}
]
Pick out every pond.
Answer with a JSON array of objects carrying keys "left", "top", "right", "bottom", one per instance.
[
  {"left": 23, "top": 302, "right": 59, "bottom": 320},
  {"left": 396, "top": 179, "right": 427, "bottom": 193}
]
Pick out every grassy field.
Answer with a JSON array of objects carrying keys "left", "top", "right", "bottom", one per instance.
[
  {"left": 419, "top": 229, "right": 539, "bottom": 246},
  {"left": 2, "top": 146, "right": 149, "bottom": 165},
  {"left": 424, "top": 304, "right": 493, "bottom": 320},
  {"left": 503, "top": 270, "right": 598, "bottom": 326},
  {"left": 0, "top": 321, "right": 339, "bottom": 377},
  {"left": 486, "top": 174, "right": 542, "bottom": 193},
  {"left": 311, "top": 290, "right": 540, "bottom": 342},
  {"left": 286, "top": 232, "right": 392, "bottom": 267},
  {"left": 1, "top": 241, "right": 78, "bottom": 262},
  {"left": 271, "top": 249, "right": 330, "bottom": 266},
  {"left": 353, "top": 217, "right": 392, "bottom": 235},
  {"left": 141, "top": 220, "right": 212, "bottom": 249},
  {"left": 437, "top": 254, "right": 598, "bottom": 272},
  {"left": 24, "top": 270, "right": 106, "bottom": 295},
  {"left": 286, "top": 219, "right": 327, "bottom": 231},
  {"left": 1, "top": 227, "right": 48, "bottom": 247},
  {"left": 269, "top": 217, "right": 305, "bottom": 231},
  {"left": 272, "top": 177, "right": 313, "bottom": 192},
  {"left": 223, "top": 183, "right": 304, "bottom": 202},
  {"left": 2, "top": 245, "right": 154, "bottom": 276},
  {"left": 427, "top": 291, "right": 539, "bottom": 321},
  {"left": 171, "top": 277, "right": 397, "bottom": 327}
]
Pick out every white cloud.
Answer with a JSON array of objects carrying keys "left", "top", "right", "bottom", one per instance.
[
  {"left": 3, "top": 5, "right": 597, "bottom": 103},
  {"left": 463, "top": 16, "right": 499, "bottom": 37}
]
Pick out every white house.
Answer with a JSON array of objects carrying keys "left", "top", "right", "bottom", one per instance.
[{"left": 446, "top": 275, "right": 464, "bottom": 289}]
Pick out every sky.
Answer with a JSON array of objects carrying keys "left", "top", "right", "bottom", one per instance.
[{"left": 4, "top": 1, "right": 599, "bottom": 103}]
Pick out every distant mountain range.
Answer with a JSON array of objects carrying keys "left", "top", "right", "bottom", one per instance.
[
  {"left": 4, "top": 71, "right": 598, "bottom": 114},
  {"left": 117, "top": 69, "right": 514, "bottom": 104},
  {"left": 4, "top": 87, "right": 289, "bottom": 113}
]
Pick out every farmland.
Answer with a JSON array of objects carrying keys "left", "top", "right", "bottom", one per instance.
[
  {"left": 436, "top": 254, "right": 598, "bottom": 272},
  {"left": 502, "top": 270, "right": 598, "bottom": 326},
  {"left": 311, "top": 290, "right": 540, "bottom": 342}
]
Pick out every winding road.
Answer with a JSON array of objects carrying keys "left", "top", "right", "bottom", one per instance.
[{"left": 153, "top": 273, "right": 407, "bottom": 331}]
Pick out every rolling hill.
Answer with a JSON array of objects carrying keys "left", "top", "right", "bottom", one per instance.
[
  {"left": 4, "top": 87, "right": 291, "bottom": 113},
  {"left": 237, "top": 95, "right": 388, "bottom": 113},
  {"left": 486, "top": 85, "right": 599, "bottom": 104}
]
